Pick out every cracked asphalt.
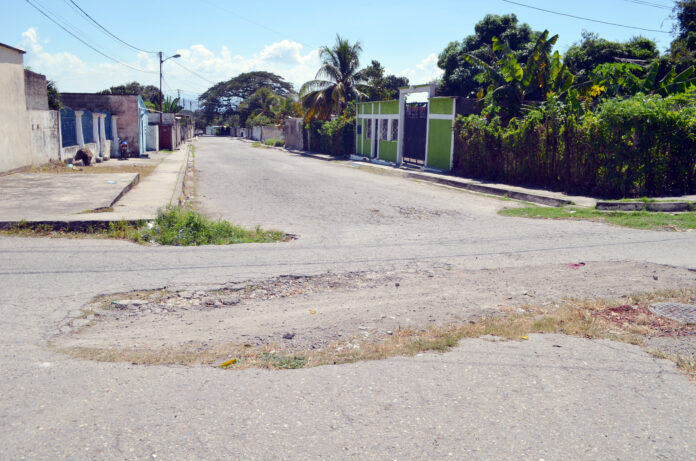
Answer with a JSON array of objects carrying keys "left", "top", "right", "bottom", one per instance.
[{"left": 1, "top": 137, "right": 696, "bottom": 459}]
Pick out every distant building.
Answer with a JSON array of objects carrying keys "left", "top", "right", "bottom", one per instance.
[{"left": 60, "top": 93, "right": 149, "bottom": 157}]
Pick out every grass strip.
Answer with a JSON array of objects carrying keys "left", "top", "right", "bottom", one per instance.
[{"left": 500, "top": 206, "right": 696, "bottom": 231}]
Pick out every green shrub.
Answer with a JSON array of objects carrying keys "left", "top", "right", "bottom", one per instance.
[
  {"left": 455, "top": 94, "right": 696, "bottom": 197},
  {"left": 306, "top": 116, "right": 355, "bottom": 157},
  {"left": 263, "top": 138, "right": 284, "bottom": 147}
]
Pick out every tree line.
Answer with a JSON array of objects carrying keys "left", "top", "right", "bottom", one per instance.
[{"left": 52, "top": 1, "right": 695, "bottom": 129}]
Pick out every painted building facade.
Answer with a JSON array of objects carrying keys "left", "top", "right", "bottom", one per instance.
[
  {"left": 60, "top": 93, "right": 149, "bottom": 157},
  {"left": 356, "top": 83, "right": 460, "bottom": 171}
]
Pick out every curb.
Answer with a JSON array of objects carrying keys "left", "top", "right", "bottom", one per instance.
[
  {"left": 104, "top": 173, "right": 140, "bottom": 210},
  {"left": 596, "top": 201, "right": 692, "bottom": 212},
  {"left": 0, "top": 219, "right": 146, "bottom": 232},
  {"left": 170, "top": 144, "right": 192, "bottom": 207},
  {"left": 402, "top": 173, "right": 573, "bottom": 207}
]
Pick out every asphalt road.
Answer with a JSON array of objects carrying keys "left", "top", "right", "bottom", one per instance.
[{"left": 1, "top": 137, "right": 696, "bottom": 459}]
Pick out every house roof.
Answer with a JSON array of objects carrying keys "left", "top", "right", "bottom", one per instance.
[{"left": 0, "top": 42, "right": 26, "bottom": 54}]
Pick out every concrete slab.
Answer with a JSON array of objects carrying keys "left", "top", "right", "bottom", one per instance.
[{"left": 0, "top": 172, "right": 138, "bottom": 221}]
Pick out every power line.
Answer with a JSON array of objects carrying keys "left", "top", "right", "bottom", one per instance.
[
  {"left": 622, "top": 0, "right": 673, "bottom": 9},
  {"left": 64, "top": 0, "right": 157, "bottom": 54},
  {"left": 199, "top": 0, "right": 318, "bottom": 50},
  {"left": 170, "top": 59, "right": 217, "bottom": 85},
  {"left": 24, "top": 0, "right": 157, "bottom": 74},
  {"left": 502, "top": 0, "right": 673, "bottom": 34}
]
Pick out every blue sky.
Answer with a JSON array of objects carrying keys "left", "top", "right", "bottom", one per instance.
[{"left": 2, "top": 0, "right": 678, "bottom": 103}]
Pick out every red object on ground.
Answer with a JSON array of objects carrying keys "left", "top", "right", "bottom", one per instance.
[{"left": 565, "top": 262, "right": 586, "bottom": 269}]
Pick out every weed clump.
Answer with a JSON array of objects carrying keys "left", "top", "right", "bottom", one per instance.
[{"left": 135, "top": 206, "right": 287, "bottom": 246}]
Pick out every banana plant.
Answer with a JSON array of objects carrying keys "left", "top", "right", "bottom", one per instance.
[
  {"left": 589, "top": 61, "right": 696, "bottom": 98},
  {"left": 464, "top": 30, "right": 575, "bottom": 116},
  {"left": 640, "top": 62, "right": 696, "bottom": 96}
]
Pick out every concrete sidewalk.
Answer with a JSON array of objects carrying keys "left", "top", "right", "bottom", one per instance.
[{"left": 0, "top": 143, "right": 191, "bottom": 226}]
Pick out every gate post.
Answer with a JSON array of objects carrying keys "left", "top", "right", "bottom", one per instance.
[{"left": 396, "top": 91, "right": 406, "bottom": 165}]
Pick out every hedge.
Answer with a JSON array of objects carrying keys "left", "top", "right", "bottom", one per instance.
[
  {"left": 454, "top": 94, "right": 696, "bottom": 198},
  {"left": 306, "top": 118, "right": 355, "bottom": 157}
]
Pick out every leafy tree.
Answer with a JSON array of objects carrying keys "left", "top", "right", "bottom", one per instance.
[
  {"left": 670, "top": 0, "right": 696, "bottom": 64},
  {"left": 245, "top": 114, "right": 274, "bottom": 127},
  {"left": 563, "top": 32, "right": 659, "bottom": 76},
  {"left": 437, "top": 14, "right": 540, "bottom": 97},
  {"left": 465, "top": 30, "right": 574, "bottom": 118},
  {"left": 99, "top": 81, "right": 161, "bottom": 106},
  {"left": 238, "top": 87, "right": 279, "bottom": 120},
  {"left": 200, "top": 71, "right": 293, "bottom": 119},
  {"left": 357, "top": 60, "right": 409, "bottom": 101},
  {"left": 300, "top": 35, "right": 365, "bottom": 120},
  {"left": 47, "top": 80, "right": 61, "bottom": 110}
]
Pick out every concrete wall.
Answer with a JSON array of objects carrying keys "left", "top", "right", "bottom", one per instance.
[
  {"left": 0, "top": 45, "right": 33, "bottom": 173},
  {"left": 60, "top": 93, "right": 140, "bottom": 154},
  {"left": 146, "top": 125, "right": 159, "bottom": 151},
  {"left": 28, "top": 110, "right": 60, "bottom": 165},
  {"left": 260, "top": 125, "right": 284, "bottom": 142},
  {"left": 284, "top": 118, "right": 304, "bottom": 150},
  {"left": 24, "top": 69, "right": 48, "bottom": 110},
  {"left": 61, "top": 142, "right": 98, "bottom": 163}
]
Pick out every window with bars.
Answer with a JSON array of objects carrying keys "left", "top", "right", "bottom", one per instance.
[
  {"left": 381, "top": 119, "right": 389, "bottom": 140},
  {"left": 366, "top": 119, "right": 372, "bottom": 138},
  {"left": 391, "top": 119, "right": 398, "bottom": 141}
]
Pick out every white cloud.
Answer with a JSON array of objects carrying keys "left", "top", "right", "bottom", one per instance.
[
  {"left": 19, "top": 28, "right": 321, "bottom": 97},
  {"left": 400, "top": 53, "right": 443, "bottom": 85}
]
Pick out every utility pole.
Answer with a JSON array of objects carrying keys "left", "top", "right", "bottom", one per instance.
[
  {"left": 159, "top": 52, "right": 163, "bottom": 124},
  {"left": 158, "top": 52, "right": 181, "bottom": 124}
]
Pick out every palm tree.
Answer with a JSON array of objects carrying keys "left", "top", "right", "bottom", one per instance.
[{"left": 300, "top": 35, "right": 365, "bottom": 120}]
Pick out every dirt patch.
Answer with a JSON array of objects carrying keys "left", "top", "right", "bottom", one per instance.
[
  {"left": 597, "top": 304, "right": 696, "bottom": 336},
  {"left": 29, "top": 160, "right": 158, "bottom": 181}
]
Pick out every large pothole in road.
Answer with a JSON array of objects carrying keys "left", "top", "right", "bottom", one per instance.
[{"left": 51, "top": 262, "right": 696, "bottom": 368}]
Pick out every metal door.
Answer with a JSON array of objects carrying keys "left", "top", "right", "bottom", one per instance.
[
  {"left": 159, "top": 125, "right": 172, "bottom": 150},
  {"left": 402, "top": 102, "right": 428, "bottom": 165}
]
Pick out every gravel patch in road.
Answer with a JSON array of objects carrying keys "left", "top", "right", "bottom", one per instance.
[{"left": 54, "top": 261, "right": 696, "bottom": 360}]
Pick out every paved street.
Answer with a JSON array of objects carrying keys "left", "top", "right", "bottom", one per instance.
[{"left": 2, "top": 137, "right": 696, "bottom": 459}]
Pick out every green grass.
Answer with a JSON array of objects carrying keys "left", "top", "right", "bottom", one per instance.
[
  {"left": 2, "top": 207, "right": 289, "bottom": 246},
  {"left": 251, "top": 141, "right": 269, "bottom": 148},
  {"left": 500, "top": 206, "right": 696, "bottom": 230},
  {"left": 263, "top": 138, "right": 284, "bottom": 147},
  {"left": 259, "top": 352, "right": 307, "bottom": 369},
  {"left": 133, "top": 206, "right": 288, "bottom": 245}
]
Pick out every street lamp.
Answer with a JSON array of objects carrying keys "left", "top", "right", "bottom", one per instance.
[{"left": 159, "top": 52, "right": 181, "bottom": 123}]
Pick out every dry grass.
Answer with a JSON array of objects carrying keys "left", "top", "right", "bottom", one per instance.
[{"left": 54, "top": 288, "right": 696, "bottom": 379}]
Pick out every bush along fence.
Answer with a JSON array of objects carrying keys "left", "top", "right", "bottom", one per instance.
[
  {"left": 305, "top": 116, "right": 356, "bottom": 157},
  {"left": 454, "top": 94, "right": 696, "bottom": 198}
]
